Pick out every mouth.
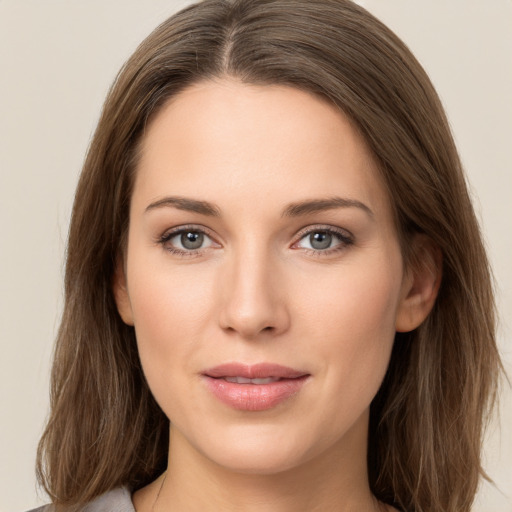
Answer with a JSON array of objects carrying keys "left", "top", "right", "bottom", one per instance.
[
  {"left": 222, "top": 376, "right": 282, "bottom": 384},
  {"left": 202, "top": 363, "right": 310, "bottom": 411}
]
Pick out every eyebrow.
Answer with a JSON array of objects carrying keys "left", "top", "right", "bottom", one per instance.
[
  {"left": 145, "top": 196, "right": 221, "bottom": 216},
  {"left": 282, "top": 197, "right": 374, "bottom": 218},
  {"left": 145, "top": 195, "right": 373, "bottom": 218}
]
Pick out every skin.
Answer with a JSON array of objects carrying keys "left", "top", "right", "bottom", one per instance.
[{"left": 114, "top": 79, "right": 439, "bottom": 512}]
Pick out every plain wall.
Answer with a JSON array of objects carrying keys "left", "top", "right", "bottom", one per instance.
[{"left": 0, "top": 1, "right": 510, "bottom": 511}]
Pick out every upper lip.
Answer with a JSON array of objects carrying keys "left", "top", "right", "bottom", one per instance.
[{"left": 203, "top": 363, "right": 308, "bottom": 379}]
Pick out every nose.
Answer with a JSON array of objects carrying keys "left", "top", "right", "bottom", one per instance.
[{"left": 218, "top": 245, "right": 290, "bottom": 340}]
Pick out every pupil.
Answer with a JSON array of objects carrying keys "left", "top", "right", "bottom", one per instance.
[
  {"left": 310, "top": 232, "right": 332, "bottom": 250},
  {"left": 181, "top": 231, "right": 203, "bottom": 250}
]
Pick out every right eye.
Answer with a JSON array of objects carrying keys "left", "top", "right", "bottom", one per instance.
[{"left": 158, "top": 227, "right": 216, "bottom": 256}]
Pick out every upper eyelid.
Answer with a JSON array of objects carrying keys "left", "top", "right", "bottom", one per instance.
[
  {"left": 295, "top": 224, "right": 353, "bottom": 239},
  {"left": 160, "top": 224, "right": 216, "bottom": 239}
]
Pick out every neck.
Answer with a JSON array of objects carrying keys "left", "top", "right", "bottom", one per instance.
[{"left": 134, "top": 412, "right": 386, "bottom": 512}]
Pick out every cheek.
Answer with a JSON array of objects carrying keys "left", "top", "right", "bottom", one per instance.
[
  {"left": 126, "top": 257, "right": 215, "bottom": 387},
  {"left": 299, "top": 255, "right": 401, "bottom": 338},
  {"left": 295, "top": 253, "right": 402, "bottom": 395}
]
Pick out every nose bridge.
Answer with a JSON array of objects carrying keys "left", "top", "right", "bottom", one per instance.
[{"left": 218, "top": 239, "right": 289, "bottom": 339}]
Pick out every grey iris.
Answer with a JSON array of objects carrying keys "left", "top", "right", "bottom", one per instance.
[
  {"left": 310, "top": 231, "right": 332, "bottom": 250},
  {"left": 181, "top": 231, "right": 204, "bottom": 250}
]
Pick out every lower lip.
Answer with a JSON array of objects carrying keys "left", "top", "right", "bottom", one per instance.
[{"left": 203, "top": 376, "right": 309, "bottom": 411}]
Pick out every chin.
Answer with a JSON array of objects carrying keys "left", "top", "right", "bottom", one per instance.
[
  {"left": 208, "top": 445, "right": 308, "bottom": 475},
  {"left": 184, "top": 421, "right": 328, "bottom": 476}
]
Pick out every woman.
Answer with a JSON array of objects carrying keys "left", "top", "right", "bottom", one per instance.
[{"left": 34, "top": 1, "right": 501, "bottom": 511}]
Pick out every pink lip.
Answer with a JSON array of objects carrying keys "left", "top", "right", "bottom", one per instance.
[{"left": 202, "top": 363, "right": 310, "bottom": 411}]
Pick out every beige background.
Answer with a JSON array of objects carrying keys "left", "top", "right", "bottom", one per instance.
[{"left": 0, "top": 1, "right": 510, "bottom": 511}]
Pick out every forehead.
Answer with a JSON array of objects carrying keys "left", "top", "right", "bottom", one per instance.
[{"left": 134, "top": 79, "right": 392, "bottom": 220}]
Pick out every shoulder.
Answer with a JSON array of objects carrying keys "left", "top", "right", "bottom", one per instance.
[
  {"left": 26, "top": 487, "right": 135, "bottom": 512},
  {"left": 83, "top": 487, "right": 134, "bottom": 512}
]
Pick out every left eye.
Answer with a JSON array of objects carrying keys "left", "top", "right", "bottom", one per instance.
[
  {"left": 296, "top": 230, "right": 350, "bottom": 251},
  {"left": 167, "top": 230, "right": 214, "bottom": 251}
]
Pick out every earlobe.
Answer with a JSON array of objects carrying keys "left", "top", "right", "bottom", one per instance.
[
  {"left": 112, "top": 260, "right": 134, "bottom": 326},
  {"left": 395, "top": 235, "right": 442, "bottom": 333}
]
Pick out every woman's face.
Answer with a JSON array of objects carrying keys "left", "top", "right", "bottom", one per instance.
[{"left": 115, "top": 80, "right": 417, "bottom": 474}]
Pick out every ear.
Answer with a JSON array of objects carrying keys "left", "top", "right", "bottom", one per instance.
[
  {"left": 112, "top": 259, "right": 134, "bottom": 326},
  {"left": 395, "top": 234, "right": 442, "bottom": 333}
]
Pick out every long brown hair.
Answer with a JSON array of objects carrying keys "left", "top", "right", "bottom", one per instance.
[{"left": 36, "top": 1, "right": 501, "bottom": 510}]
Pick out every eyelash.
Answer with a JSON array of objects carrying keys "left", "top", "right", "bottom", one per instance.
[{"left": 157, "top": 224, "right": 354, "bottom": 258}]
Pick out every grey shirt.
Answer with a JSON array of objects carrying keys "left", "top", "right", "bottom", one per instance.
[{"left": 28, "top": 487, "right": 135, "bottom": 512}]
